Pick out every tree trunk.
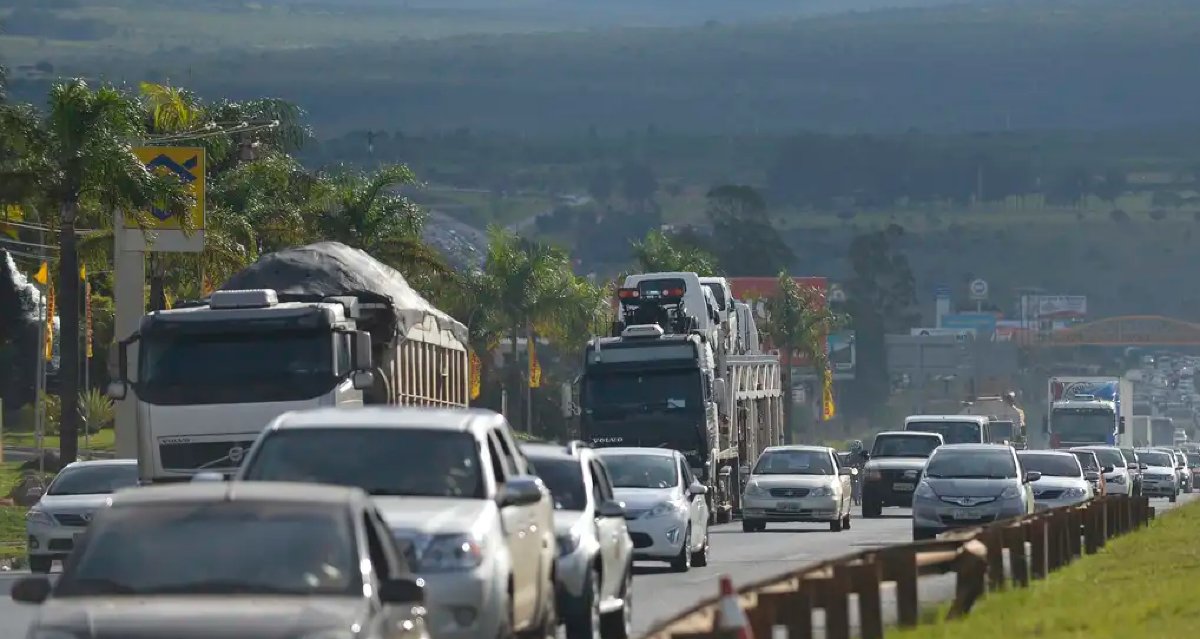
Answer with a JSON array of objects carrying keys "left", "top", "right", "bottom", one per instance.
[
  {"left": 58, "top": 200, "right": 81, "bottom": 464},
  {"left": 525, "top": 324, "right": 534, "bottom": 436},
  {"left": 509, "top": 326, "right": 521, "bottom": 430}
]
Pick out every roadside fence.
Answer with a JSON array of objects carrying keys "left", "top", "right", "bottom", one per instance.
[{"left": 640, "top": 495, "right": 1154, "bottom": 639}]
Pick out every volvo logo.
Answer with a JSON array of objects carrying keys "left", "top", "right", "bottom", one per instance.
[{"left": 228, "top": 446, "right": 246, "bottom": 464}]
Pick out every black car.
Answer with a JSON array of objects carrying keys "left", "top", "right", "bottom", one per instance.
[{"left": 861, "top": 431, "right": 944, "bottom": 518}]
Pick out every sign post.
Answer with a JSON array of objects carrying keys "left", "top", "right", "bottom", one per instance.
[{"left": 969, "top": 278, "right": 989, "bottom": 312}]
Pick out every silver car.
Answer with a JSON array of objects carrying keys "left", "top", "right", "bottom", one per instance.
[
  {"left": 524, "top": 442, "right": 635, "bottom": 639},
  {"left": 24, "top": 459, "right": 138, "bottom": 573},
  {"left": 1071, "top": 446, "right": 1133, "bottom": 496},
  {"left": 1016, "top": 450, "right": 1093, "bottom": 510},
  {"left": 741, "top": 445, "right": 854, "bottom": 532},
  {"left": 912, "top": 444, "right": 1037, "bottom": 540},
  {"left": 1137, "top": 448, "right": 1181, "bottom": 501}
]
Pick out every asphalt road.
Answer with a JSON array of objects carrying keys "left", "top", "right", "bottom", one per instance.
[{"left": 1, "top": 496, "right": 1194, "bottom": 639}]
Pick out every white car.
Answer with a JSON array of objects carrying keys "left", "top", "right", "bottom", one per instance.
[
  {"left": 1135, "top": 448, "right": 1179, "bottom": 501},
  {"left": 236, "top": 407, "right": 558, "bottom": 639},
  {"left": 740, "top": 445, "right": 853, "bottom": 532},
  {"left": 25, "top": 459, "right": 138, "bottom": 573},
  {"left": 1016, "top": 450, "right": 1093, "bottom": 510},
  {"left": 1071, "top": 446, "right": 1133, "bottom": 496},
  {"left": 594, "top": 447, "right": 710, "bottom": 572}
]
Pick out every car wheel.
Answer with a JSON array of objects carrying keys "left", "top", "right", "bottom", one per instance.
[
  {"left": 565, "top": 567, "right": 601, "bottom": 639},
  {"left": 600, "top": 565, "right": 633, "bottom": 639},
  {"left": 670, "top": 526, "right": 692, "bottom": 572},
  {"left": 496, "top": 588, "right": 515, "bottom": 639},
  {"left": 28, "top": 556, "right": 52, "bottom": 574},
  {"left": 742, "top": 519, "right": 759, "bottom": 532},
  {"left": 691, "top": 528, "right": 710, "bottom": 567},
  {"left": 829, "top": 516, "right": 843, "bottom": 532},
  {"left": 843, "top": 513, "right": 851, "bottom": 530}
]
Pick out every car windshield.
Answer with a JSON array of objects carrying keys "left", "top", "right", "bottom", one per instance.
[
  {"left": 753, "top": 449, "right": 835, "bottom": 475},
  {"left": 1081, "top": 448, "right": 1124, "bottom": 467},
  {"left": 241, "top": 428, "right": 485, "bottom": 498},
  {"left": 871, "top": 435, "right": 940, "bottom": 458},
  {"left": 56, "top": 502, "right": 358, "bottom": 597},
  {"left": 1070, "top": 452, "right": 1101, "bottom": 471},
  {"left": 599, "top": 454, "right": 678, "bottom": 489},
  {"left": 1138, "top": 451, "right": 1174, "bottom": 467},
  {"left": 906, "top": 421, "right": 982, "bottom": 444},
  {"left": 527, "top": 457, "right": 587, "bottom": 510},
  {"left": 924, "top": 450, "right": 1016, "bottom": 479},
  {"left": 47, "top": 464, "right": 138, "bottom": 496},
  {"left": 1121, "top": 449, "right": 1138, "bottom": 464},
  {"left": 1017, "top": 453, "right": 1082, "bottom": 478}
]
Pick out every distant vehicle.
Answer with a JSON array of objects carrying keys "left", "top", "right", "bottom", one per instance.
[
  {"left": 740, "top": 445, "right": 854, "bottom": 532},
  {"left": 912, "top": 444, "right": 1037, "bottom": 541},
  {"left": 1045, "top": 376, "right": 1131, "bottom": 448},
  {"left": 1068, "top": 449, "right": 1106, "bottom": 497},
  {"left": 595, "top": 447, "right": 710, "bottom": 572},
  {"left": 523, "top": 442, "right": 635, "bottom": 639},
  {"left": 1150, "top": 417, "right": 1176, "bottom": 448},
  {"left": 11, "top": 482, "right": 428, "bottom": 639},
  {"left": 1186, "top": 451, "right": 1200, "bottom": 490},
  {"left": 1017, "top": 450, "right": 1093, "bottom": 510},
  {"left": 1135, "top": 448, "right": 1180, "bottom": 501},
  {"left": 904, "top": 415, "right": 990, "bottom": 445},
  {"left": 1070, "top": 446, "right": 1134, "bottom": 496},
  {"left": 1119, "top": 447, "right": 1145, "bottom": 495},
  {"left": 23, "top": 459, "right": 138, "bottom": 573},
  {"left": 235, "top": 407, "right": 558, "bottom": 639},
  {"left": 860, "top": 431, "right": 944, "bottom": 518}
]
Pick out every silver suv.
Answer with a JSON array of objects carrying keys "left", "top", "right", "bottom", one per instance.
[
  {"left": 236, "top": 407, "right": 558, "bottom": 639},
  {"left": 523, "top": 442, "right": 634, "bottom": 639},
  {"left": 912, "top": 444, "right": 1036, "bottom": 540}
]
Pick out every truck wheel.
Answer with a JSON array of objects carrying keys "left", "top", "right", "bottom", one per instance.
[
  {"left": 829, "top": 516, "right": 843, "bottom": 532},
  {"left": 862, "top": 498, "right": 883, "bottom": 518}
]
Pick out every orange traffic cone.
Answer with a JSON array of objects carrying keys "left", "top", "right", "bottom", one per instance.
[{"left": 714, "top": 575, "right": 754, "bottom": 639}]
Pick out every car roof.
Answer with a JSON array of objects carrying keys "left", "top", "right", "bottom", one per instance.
[
  {"left": 594, "top": 447, "right": 678, "bottom": 458},
  {"left": 267, "top": 406, "right": 505, "bottom": 433},
  {"left": 523, "top": 443, "right": 577, "bottom": 461},
  {"left": 110, "top": 481, "right": 367, "bottom": 508},
  {"left": 1071, "top": 445, "right": 1121, "bottom": 451},
  {"left": 934, "top": 443, "right": 1012, "bottom": 452},
  {"left": 875, "top": 430, "right": 942, "bottom": 439},
  {"left": 1018, "top": 450, "right": 1076, "bottom": 457},
  {"left": 906, "top": 415, "right": 989, "bottom": 423},
  {"left": 60, "top": 458, "right": 137, "bottom": 470},
  {"left": 762, "top": 445, "right": 834, "bottom": 454}
]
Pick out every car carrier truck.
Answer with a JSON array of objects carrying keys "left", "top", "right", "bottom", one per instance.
[
  {"left": 107, "top": 241, "right": 470, "bottom": 483},
  {"left": 580, "top": 275, "right": 784, "bottom": 522}
]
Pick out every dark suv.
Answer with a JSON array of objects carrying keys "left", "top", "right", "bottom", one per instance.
[{"left": 861, "top": 431, "right": 944, "bottom": 518}]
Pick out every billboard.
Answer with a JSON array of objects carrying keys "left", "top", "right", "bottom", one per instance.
[
  {"left": 729, "top": 277, "right": 828, "bottom": 366},
  {"left": 828, "top": 331, "right": 856, "bottom": 380},
  {"left": 1032, "top": 295, "right": 1087, "bottom": 319},
  {"left": 941, "top": 313, "right": 998, "bottom": 339}
]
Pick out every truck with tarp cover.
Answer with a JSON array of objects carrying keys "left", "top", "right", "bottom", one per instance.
[{"left": 107, "top": 241, "right": 469, "bottom": 483}]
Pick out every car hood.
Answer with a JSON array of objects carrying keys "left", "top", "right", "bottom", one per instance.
[
  {"left": 36, "top": 493, "right": 114, "bottom": 513},
  {"left": 745, "top": 475, "right": 837, "bottom": 490},
  {"left": 864, "top": 458, "right": 929, "bottom": 472},
  {"left": 1031, "top": 476, "right": 1088, "bottom": 492},
  {"left": 33, "top": 596, "right": 368, "bottom": 639},
  {"left": 612, "top": 487, "right": 678, "bottom": 512},
  {"left": 375, "top": 496, "right": 494, "bottom": 536},
  {"left": 923, "top": 477, "right": 1015, "bottom": 497}
]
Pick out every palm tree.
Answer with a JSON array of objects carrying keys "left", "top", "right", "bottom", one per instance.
[
  {"left": 631, "top": 228, "right": 721, "bottom": 274},
  {"left": 0, "top": 80, "right": 191, "bottom": 463}
]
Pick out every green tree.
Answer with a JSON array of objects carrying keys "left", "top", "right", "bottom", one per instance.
[
  {"left": 705, "top": 184, "right": 794, "bottom": 276},
  {"left": 0, "top": 80, "right": 191, "bottom": 463},
  {"left": 630, "top": 228, "right": 721, "bottom": 274},
  {"left": 762, "top": 273, "right": 842, "bottom": 441}
]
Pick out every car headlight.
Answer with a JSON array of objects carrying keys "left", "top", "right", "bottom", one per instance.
[
  {"left": 556, "top": 530, "right": 581, "bottom": 555},
  {"left": 809, "top": 486, "right": 834, "bottom": 497},
  {"left": 647, "top": 501, "right": 685, "bottom": 518},
  {"left": 1000, "top": 486, "right": 1022, "bottom": 500},
  {"left": 25, "top": 507, "right": 54, "bottom": 527},
  {"left": 416, "top": 534, "right": 484, "bottom": 572},
  {"left": 914, "top": 482, "right": 936, "bottom": 499},
  {"left": 1062, "top": 488, "right": 1087, "bottom": 499},
  {"left": 744, "top": 482, "right": 767, "bottom": 497}
]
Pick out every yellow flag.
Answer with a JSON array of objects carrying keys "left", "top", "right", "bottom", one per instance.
[
  {"left": 528, "top": 338, "right": 541, "bottom": 389},
  {"left": 44, "top": 282, "right": 55, "bottom": 362},
  {"left": 2, "top": 204, "right": 23, "bottom": 239},
  {"left": 80, "top": 264, "right": 87, "bottom": 280},
  {"left": 201, "top": 273, "right": 214, "bottom": 296},
  {"left": 33, "top": 261, "right": 48, "bottom": 286},
  {"left": 469, "top": 350, "right": 481, "bottom": 400},
  {"left": 821, "top": 367, "right": 836, "bottom": 421}
]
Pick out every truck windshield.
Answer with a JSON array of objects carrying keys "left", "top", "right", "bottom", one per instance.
[
  {"left": 138, "top": 329, "right": 335, "bottom": 405},
  {"left": 1052, "top": 409, "right": 1115, "bottom": 440},
  {"left": 871, "top": 435, "right": 940, "bottom": 458},
  {"left": 583, "top": 370, "right": 702, "bottom": 418},
  {"left": 905, "top": 421, "right": 981, "bottom": 444}
]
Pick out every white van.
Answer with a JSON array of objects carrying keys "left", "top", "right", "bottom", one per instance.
[{"left": 904, "top": 415, "right": 992, "bottom": 446}]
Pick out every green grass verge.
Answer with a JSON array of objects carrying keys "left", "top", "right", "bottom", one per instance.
[
  {"left": 1, "top": 462, "right": 29, "bottom": 564},
  {"left": 2, "top": 428, "right": 116, "bottom": 453},
  {"left": 888, "top": 500, "right": 1200, "bottom": 639}
]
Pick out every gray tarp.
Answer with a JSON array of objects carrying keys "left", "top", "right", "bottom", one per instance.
[{"left": 219, "top": 241, "right": 468, "bottom": 345}]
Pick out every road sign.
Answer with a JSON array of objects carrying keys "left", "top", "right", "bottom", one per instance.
[
  {"left": 129, "top": 147, "right": 205, "bottom": 233},
  {"left": 969, "top": 278, "right": 989, "bottom": 300},
  {"left": 935, "top": 284, "right": 952, "bottom": 299},
  {"left": 829, "top": 283, "right": 847, "bottom": 303}
]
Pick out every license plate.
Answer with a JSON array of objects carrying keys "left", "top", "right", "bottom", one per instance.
[
  {"left": 776, "top": 502, "right": 802, "bottom": 512},
  {"left": 952, "top": 509, "right": 978, "bottom": 520},
  {"left": 893, "top": 482, "right": 915, "bottom": 492}
]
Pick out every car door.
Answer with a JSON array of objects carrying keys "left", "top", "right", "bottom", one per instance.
[
  {"left": 832, "top": 451, "right": 851, "bottom": 514},
  {"left": 486, "top": 429, "right": 536, "bottom": 627},
  {"left": 678, "top": 456, "right": 707, "bottom": 548},
  {"left": 362, "top": 508, "right": 412, "bottom": 639},
  {"left": 589, "top": 457, "right": 628, "bottom": 600}
]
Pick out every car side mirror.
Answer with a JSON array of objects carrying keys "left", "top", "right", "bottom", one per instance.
[
  {"left": 351, "top": 369, "right": 375, "bottom": 391},
  {"left": 839, "top": 467, "right": 853, "bottom": 476},
  {"left": 379, "top": 577, "right": 424, "bottom": 604},
  {"left": 1127, "top": 463, "right": 1139, "bottom": 471},
  {"left": 1102, "top": 465, "right": 1114, "bottom": 474},
  {"left": 1024, "top": 471, "right": 1042, "bottom": 483},
  {"left": 191, "top": 472, "right": 225, "bottom": 483},
  {"left": 498, "top": 475, "right": 544, "bottom": 507},
  {"left": 596, "top": 499, "right": 625, "bottom": 518},
  {"left": 10, "top": 576, "right": 51, "bottom": 604},
  {"left": 1084, "top": 471, "right": 1101, "bottom": 482},
  {"left": 688, "top": 482, "right": 708, "bottom": 496},
  {"left": 1140, "top": 463, "right": 1149, "bottom": 470},
  {"left": 105, "top": 380, "right": 128, "bottom": 401}
]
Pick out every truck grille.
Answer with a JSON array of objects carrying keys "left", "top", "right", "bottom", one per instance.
[{"left": 159, "top": 440, "right": 256, "bottom": 471}]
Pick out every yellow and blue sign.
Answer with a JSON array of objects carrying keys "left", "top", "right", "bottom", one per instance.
[{"left": 129, "top": 147, "right": 205, "bottom": 231}]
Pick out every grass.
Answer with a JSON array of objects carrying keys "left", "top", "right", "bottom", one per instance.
[
  {"left": 2, "top": 427, "right": 116, "bottom": 453},
  {"left": 888, "top": 499, "right": 1200, "bottom": 639},
  {"left": 1, "top": 462, "right": 29, "bottom": 564}
]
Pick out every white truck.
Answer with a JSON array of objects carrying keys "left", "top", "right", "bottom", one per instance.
[
  {"left": 107, "top": 241, "right": 469, "bottom": 483},
  {"left": 1045, "top": 376, "right": 1132, "bottom": 449},
  {"left": 581, "top": 274, "right": 784, "bottom": 522},
  {"left": 959, "top": 394, "right": 1026, "bottom": 448}
]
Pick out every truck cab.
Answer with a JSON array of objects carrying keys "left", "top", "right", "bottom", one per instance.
[{"left": 904, "top": 415, "right": 991, "bottom": 445}]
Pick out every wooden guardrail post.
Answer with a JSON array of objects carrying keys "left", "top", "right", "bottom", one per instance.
[
  {"left": 1029, "top": 516, "right": 1048, "bottom": 579},
  {"left": 759, "top": 585, "right": 815, "bottom": 639},
  {"left": 819, "top": 567, "right": 852, "bottom": 639},
  {"left": 746, "top": 592, "right": 775, "bottom": 639},
  {"left": 1069, "top": 507, "right": 1083, "bottom": 558},
  {"left": 984, "top": 528, "right": 1005, "bottom": 591},
  {"left": 1083, "top": 503, "right": 1099, "bottom": 554},
  {"left": 948, "top": 538, "right": 988, "bottom": 619},
  {"left": 881, "top": 548, "right": 919, "bottom": 628},
  {"left": 848, "top": 558, "right": 884, "bottom": 639},
  {"left": 1005, "top": 524, "right": 1029, "bottom": 587}
]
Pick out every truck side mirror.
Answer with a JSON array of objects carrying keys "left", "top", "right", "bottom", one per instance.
[
  {"left": 105, "top": 336, "right": 138, "bottom": 399},
  {"left": 352, "top": 331, "right": 373, "bottom": 371}
]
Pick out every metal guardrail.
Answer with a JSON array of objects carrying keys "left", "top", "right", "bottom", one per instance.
[{"left": 640, "top": 495, "right": 1154, "bottom": 639}]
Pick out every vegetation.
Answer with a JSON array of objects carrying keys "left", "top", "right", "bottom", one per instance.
[
  {"left": 890, "top": 500, "right": 1200, "bottom": 639},
  {"left": 762, "top": 273, "right": 843, "bottom": 435}
]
